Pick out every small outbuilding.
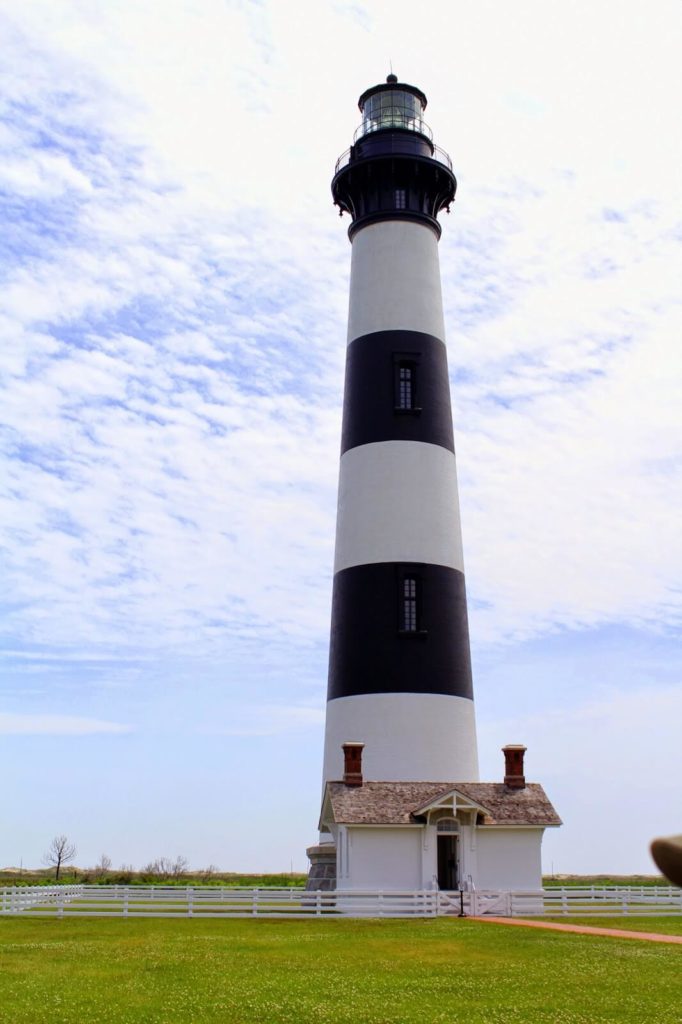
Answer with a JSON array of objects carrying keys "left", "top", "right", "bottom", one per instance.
[{"left": 311, "top": 743, "right": 561, "bottom": 892}]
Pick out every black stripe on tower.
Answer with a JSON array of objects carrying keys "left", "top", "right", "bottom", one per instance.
[
  {"left": 327, "top": 562, "right": 474, "bottom": 700},
  {"left": 341, "top": 331, "right": 455, "bottom": 455}
]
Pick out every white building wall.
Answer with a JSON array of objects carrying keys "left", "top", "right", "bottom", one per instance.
[
  {"left": 458, "top": 824, "right": 477, "bottom": 888},
  {"left": 347, "top": 828, "right": 422, "bottom": 890},
  {"left": 475, "top": 829, "right": 544, "bottom": 890},
  {"left": 420, "top": 825, "right": 437, "bottom": 889}
]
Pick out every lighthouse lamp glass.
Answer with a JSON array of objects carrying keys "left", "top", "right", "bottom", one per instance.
[{"left": 360, "top": 90, "right": 428, "bottom": 138}]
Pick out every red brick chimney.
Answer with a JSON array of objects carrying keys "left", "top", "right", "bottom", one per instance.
[
  {"left": 503, "top": 744, "right": 527, "bottom": 789},
  {"left": 342, "top": 742, "right": 365, "bottom": 787}
]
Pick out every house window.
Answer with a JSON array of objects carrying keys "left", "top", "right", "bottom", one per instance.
[
  {"left": 401, "top": 575, "right": 418, "bottom": 632},
  {"left": 395, "top": 188, "right": 406, "bottom": 209},
  {"left": 436, "top": 818, "right": 460, "bottom": 834}
]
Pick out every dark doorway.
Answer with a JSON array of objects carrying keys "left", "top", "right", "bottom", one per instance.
[{"left": 437, "top": 834, "right": 458, "bottom": 890}]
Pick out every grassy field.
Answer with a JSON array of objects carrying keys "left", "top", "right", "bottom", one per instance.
[
  {"left": 0, "top": 871, "right": 308, "bottom": 887},
  {"left": 543, "top": 875, "right": 670, "bottom": 888},
  {"left": 0, "top": 917, "right": 680, "bottom": 1024},
  {"left": 1, "top": 870, "right": 670, "bottom": 887}
]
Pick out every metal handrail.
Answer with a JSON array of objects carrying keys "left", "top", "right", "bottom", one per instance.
[
  {"left": 432, "top": 145, "right": 453, "bottom": 171},
  {"left": 334, "top": 148, "right": 352, "bottom": 173},
  {"left": 334, "top": 142, "right": 453, "bottom": 176},
  {"left": 354, "top": 118, "right": 433, "bottom": 145}
]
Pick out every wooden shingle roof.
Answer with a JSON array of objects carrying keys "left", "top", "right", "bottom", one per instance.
[{"left": 324, "top": 781, "right": 561, "bottom": 827}]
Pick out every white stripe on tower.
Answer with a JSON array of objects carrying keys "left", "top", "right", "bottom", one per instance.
[
  {"left": 333, "top": 441, "right": 464, "bottom": 574},
  {"left": 323, "top": 693, "right": 479, "bottom": 784},
  {"left": 346, "top": 221, "right": 446, "bottom": 343}
]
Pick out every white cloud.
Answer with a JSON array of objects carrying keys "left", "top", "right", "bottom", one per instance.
[
  {"left": 0, "top": 712, "right": 131, "bottom": 735},
  {"left": 211, "top": 704, "right": 325, "bottom": 737},
  {"left": 0, "top": 0, "right": 678, "bottom": 656},
  {"left": 0, "top": 151, "right": 92, "bottom": 198}
]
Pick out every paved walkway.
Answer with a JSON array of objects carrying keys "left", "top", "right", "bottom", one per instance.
[{"left": 475, "top": 916, "right": 682, "bottom": 945}]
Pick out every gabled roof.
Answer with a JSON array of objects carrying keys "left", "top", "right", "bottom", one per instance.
[{"left": 323, "top": 781, "right": 561, "bottom": 828}]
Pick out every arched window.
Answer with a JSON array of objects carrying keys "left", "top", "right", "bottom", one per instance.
[{"left": 436, "top": 817, "right": 459, "bottom": 834}]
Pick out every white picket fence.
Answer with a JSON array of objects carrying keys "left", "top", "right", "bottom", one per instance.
[
  {"left": 1, "top": 884, "right": 680, "bottom": 919},
  {"left": 0, "top": 885, "right": 82, "bottom": 915},
  {"left": 540, "top": 885, "right": 682, "bottom": 918}
]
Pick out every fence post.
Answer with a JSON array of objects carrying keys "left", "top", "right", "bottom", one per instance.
[
  {"left": 57, "top": 891, "right": 64, "bottom": 919},
  {"left": 123, "top": 888, "right": 129, "bottom": 917},
  {"left": 561, "top": 889, "right": 568, "bottom": 916},
  {"left": 188, "top": 887, "right": 194, "bottom": 918},
  {"left": 315, "top": 890, "right": 322, "bottom": 917},
  {"left": 252, "top": 889, "right": 258, "bottom": 916}
]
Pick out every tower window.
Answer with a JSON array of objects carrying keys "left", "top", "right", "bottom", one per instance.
[
  {"left": 401, "top": 576, "right": 418, "bottom": 632},
  {"left": 398, "top": 568, "right": 427, "bottom": 636},
  {"left": 395, "top": 188, "right": 406, "bottom": 209},
  {"left": 393, "top": 356, "right": 420, "bottom": 413},
  {"left": 398, "top": 363, "right": 414, "bottom": 409}
]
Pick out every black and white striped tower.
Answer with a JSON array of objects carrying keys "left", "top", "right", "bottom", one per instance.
[{"left": 322, "top": 75, "right": 479, "bottom": 790}]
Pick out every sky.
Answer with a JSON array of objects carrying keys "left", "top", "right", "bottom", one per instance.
[{"left": 0, "top": 0, "right": 680, "bottom": 875}]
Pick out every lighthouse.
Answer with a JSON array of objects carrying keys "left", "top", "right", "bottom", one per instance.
[
  {"left": 323, "top": 75, "right": 478, "bottom": 787},
  {"left": 307, "top": 76, "right": 560, "bottom": 894}
]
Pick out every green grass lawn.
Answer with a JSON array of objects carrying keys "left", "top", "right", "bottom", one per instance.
[{"left": 1, "top": 918, "right": 681, "bottom": 1024}]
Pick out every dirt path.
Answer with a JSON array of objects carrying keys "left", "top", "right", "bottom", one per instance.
[{"left": 474, "top": 916, "right": 682, "bottom": 945}]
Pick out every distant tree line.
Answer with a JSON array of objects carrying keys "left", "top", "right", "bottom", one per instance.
[{"left": 2, "top": 835, "right": 305, "bottom": 887}]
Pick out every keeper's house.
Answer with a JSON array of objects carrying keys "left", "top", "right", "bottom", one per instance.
[{"left": 315, "top": 743, "right": 561, "bottom": 892}]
